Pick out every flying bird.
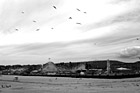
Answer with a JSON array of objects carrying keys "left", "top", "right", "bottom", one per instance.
[
  {"left": 51, "top": 28, "right": 54, "bottom": 29},
  {"left": 36, "top": 29, "right": 40, "bottom": 31},
  {"left": 136, "top": 38, "right": 139, "bottom": 40},
  {"left": 15, "top": 29, "right": 18, "bottom": 31},
  {"left": 33, "top": 20, "right": 36, "bottom": 23},
  {"left": 69, "top": 17, "right": 72, "bottom": 19},
  {"left": 21, "top": 11, "right": 24, "bottom": 14},
  {"left": 83, "top": 12, "right": 87, "bottom": 14},
  {"left": 76, "top": 8, "right": 80, "bottom": 11},
  {"left": 53, "top": 6, "right": 57, "bottom": 9},
  {"left": 76, "top": 22, "right": 81, "bottom": 25}
]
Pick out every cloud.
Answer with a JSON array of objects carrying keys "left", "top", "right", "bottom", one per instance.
[
  {"left": 0, "top": 40, "right": 119, "bottom": 64},
  {"left": 1, "top": 36, "right": 139, "bottom": 64},
  {"left": 119, "top": 46, "right": 140, "bottom": 58},
  {"left": 110, "top": 0, "right": 132, "bottom": 4},
  {"left": 78, "top": 0, "right": 140, "bottom": 32},
  {"left": 79, "top": 7, "right": 140, "bottom": 32},
  {"left": 1, "top": 0, "right": 140, "bottom": 64},
  {"left": 0, "top": 0, "right": 63, "bottom": 33}
]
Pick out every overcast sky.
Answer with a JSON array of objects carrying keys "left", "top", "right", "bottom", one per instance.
[{"left": 0, "top": 0, "right": 140, "bottom": 65}]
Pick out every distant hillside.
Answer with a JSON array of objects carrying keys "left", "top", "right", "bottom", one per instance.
[
  {"left": 56, "top": 60, "right": 140, "bottom": 71},
  {"left": 135, "top": 61, "right": 140, "bottom": 64},
  {"left": 1, "top": 60, "right": 140, "bottom": 75}
]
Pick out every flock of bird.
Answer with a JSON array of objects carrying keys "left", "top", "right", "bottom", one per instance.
[
  {"left": 15, "top": 5, "right": 86, "bottom": 32},
  {"left": 14, "top": 5, "right": 140, "bottom": 44}
]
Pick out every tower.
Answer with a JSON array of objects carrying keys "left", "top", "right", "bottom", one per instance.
[{"left": 106, "top": 59, "right": 111, "bottom": 74}]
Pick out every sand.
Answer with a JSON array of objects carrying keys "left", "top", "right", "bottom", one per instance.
[{"left": 0, "top": 75, "right": 140, "bottom": 93}]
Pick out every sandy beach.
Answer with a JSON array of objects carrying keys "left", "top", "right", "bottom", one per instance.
[{"left": 0, "top": 75, "right": 140, "bottom": 93}]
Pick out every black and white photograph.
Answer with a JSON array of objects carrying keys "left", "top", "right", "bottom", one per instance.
[{"left": 0, "top": 0, "right": 140, "bottom": 93}]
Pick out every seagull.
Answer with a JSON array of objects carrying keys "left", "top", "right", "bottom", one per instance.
[
  {"left": 21, "top": 11, "right": 24, "bottom": 14},
  {"left": 36, "top": 29, "right": 40, "bottom": 31},
  {"left": 33, "top": 20, "right": 36, "bottom": 23},
  {"left": 76, "top": 8, "right": 80, "bottom": 11},
  {"left": 76, "top": 23, "right": 81, "bottom": 25},
  {"left": 53, "top": 6, "right": 57, "bottom": 9},
  {"left": 69, "top": 17, "right": 72, "bottom": 19},
  {"left": 136, "top": 38, "right": 139, "bottom": 40},
  {"left": 83, "top": 12, "right": 87, "bottom": 14},
  {"left": 15, "top": 29, "right": 18, "bottom": 31}
]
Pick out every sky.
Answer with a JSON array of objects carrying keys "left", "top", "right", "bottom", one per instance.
[{"left": 0, "top": 0, "right": 140, "bottom": 65}]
